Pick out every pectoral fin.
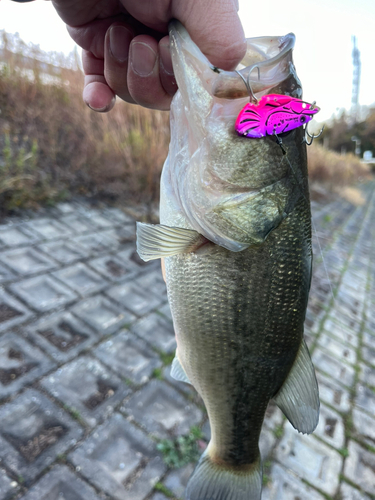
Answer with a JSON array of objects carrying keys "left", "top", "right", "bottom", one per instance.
[
  {"left": 136, "top": 223, "right": 206, "bottom": 261},
  {"left": 273, "top": 339, "right": 319, "bottom": 434},
  {"left": 171, "top": 353, "right": 192, "bottom": 385}
]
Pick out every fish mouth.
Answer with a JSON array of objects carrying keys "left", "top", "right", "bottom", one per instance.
[
  {"left": 212, "top": 33, "right": 301, "bottom": 100},
  {"left": 169, "top": 21, "right": 302, "bottom": 102}
]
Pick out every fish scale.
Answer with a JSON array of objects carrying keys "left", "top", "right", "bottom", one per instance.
[{"left": 165, "top": 192, "right": 311, "bottom": 469}]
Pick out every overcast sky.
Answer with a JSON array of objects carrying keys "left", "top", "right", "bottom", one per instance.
[{"left": 0, "top": 0, "right": 374, "bottom": 122}]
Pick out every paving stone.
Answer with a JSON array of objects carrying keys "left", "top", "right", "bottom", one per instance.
[
  {"left": 259, "top": 426, "right": 277, "bottom": 459},
  {"left": 0, "top": 290, "right": 33, "bottom": 332},
  {"left": 0, "top": 247, "right": 56, "bottom": 276},
  {"left": 158, "top": 302, "right": 172, "bottom": 321},
  {"left": 164, "top": 463, "right": 194, "bottom": 499},
  {"left": 323, "top": 317, "right": 359, "bottom": 348},
  {"left": 312, "top": 348, "right": 355, "bottom": 388},
  {"left": 314, "top": 403, "right": 345, "bottom": 449},
  {"left": 361, "top": 345, "right": 375, "bottom": 367},
  {"left": 106, "top": 281, "right": 163, "bottom": 316},
  {"left": 275, "top": 426, "right": 342, "bottom": 495},
  {"left": 55, "top": 202, "right": 77, "bottom": 214},
  {"left": 53, "top": 263, "right": 109, "bottom": 297},
  {"left": 0, "top": 388, "right": 82, "bottom": 485},
  {"left": 363, "top": 330, "right": 375, "bottom": 349},
  {"left": 262, "top": 463, "right": 326, "bottom": 500},
  {"left": 352, "top": 407, "right": 375, "bottom": 446},
  {"left": 344, "top": 440, "right": 375, "bottom": 495},
  {"left": 26, "top": 218, "right": 72, "bottom": 240},
  {"left": 72, "top": 232, "right": 118, "bottom": 255},
  {"left": 0, "top": 468, "right": 18, "bottom": 500},
  {"left": 123, "top": 380, "right": 203, "bottom": 438},
  {"left": 88, "top": 255, "right": 134, "bottom": 282},
  {"left": 359, "top": 362, "right": 375, "bottom": 388},
  {"left": 134, "top": 270, "right": 168, "bottom": 300},
  {"left": 263, "top": 401, "right": 284, "bottom": 430},
  {"left": 80, "top": 209, "right": 114, "bottom": 229},
  {"left": 355, "top": 383, "right": 375, "bottom": 414},
  {"left": 72, "top": 295, "right": 135, "bottom": 335},
  {"left": 316, "top": 372, "right": 351, "bottom": 413},
  {"left": 0, "top": 263, "right": 16, "bottom": 284},
  {"left": 58, "top": 214, "right": 96, "bottom": 233},
  {"left": 42, "top": 356, "right": 131, "bottom": 427},
  {"left": 38, "top": 239, "right": 87, "bottom": 264},
  {"left": 102, "top": 207, "right": 135, "bottom": 225},
  {"left": 69, "top": 413, "right": 166, "bottom": 500},
  {"left": 316, "top": 333, "right": 357, "bottom": 365},
  {"left": 27, "top": 311, "right": 98, "bottom": 363},
  {"left": 331, "top": 300, "right": 363, "bottom": 323},
  {"left": 18, "top": 464, "right": 103, "bottom": 500},
  {"left": 116, "top": 245, "right": 157, "bottom": 271},
  {"left": 0, "top": 332, "right": 55, "bottom": 400},
  {"left": 329, "top": 309, "right": 362, "bottom": 333},
  {"left": 10, "top": 275, "right": 78, "bottom": 312},
  {"left": 0, "top": 225, "right": 36, "bottom": 247},
  {"left": 150, "top": 494, "right": 168, "bottom": 500},
  {"left": 339, "top": 481, "right": 371, "bottom": 500},
  {"left": 110, "top": 225, "right": 137, "bottom": 245},
  {"left": 94, "top": 331, "right": 162, "bottom": 385},
  {"left": 132, "top": 313, "right": 176, "bottom": 353}
]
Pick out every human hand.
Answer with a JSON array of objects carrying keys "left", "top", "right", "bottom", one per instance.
[{"left": 51, "top": 0, "right": 246, "bottom": 111}]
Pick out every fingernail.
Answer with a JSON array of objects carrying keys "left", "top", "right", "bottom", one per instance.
[
  {"left": 131, "top": 42, "right": 157, "bottom": 77},
  {"left": 87, "top": 96, "right": 116, "bottom": 113},
  {"left": 159, "top": 43, "right": 174, "bottom": 75},
  {"left": 109, "top": 25, "right": 133, "bottom": 62}
]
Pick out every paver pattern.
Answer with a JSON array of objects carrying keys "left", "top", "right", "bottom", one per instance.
[{"left": 0, "top": 183, "right": 374, "bottom": 500}]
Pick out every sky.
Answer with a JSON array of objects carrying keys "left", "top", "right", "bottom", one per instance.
[{"left": 0, "top": 0, "right": 374, "bottom": 122}]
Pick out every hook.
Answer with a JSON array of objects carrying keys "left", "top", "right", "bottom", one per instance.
[
  {"left": 235, "top": 64, "right": 260, "bottom": 104},
  {"left": 302, "top": 123, "right": 325, "bottom": 146}
]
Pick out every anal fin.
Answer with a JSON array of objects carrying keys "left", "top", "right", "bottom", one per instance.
[
  {"left": 171, "top": 352, "right": 192, "bottom": 385},
  {"left": 273, "top": 339, "right": 319, "bottom": 434},
  {"left": 136, "top": 222, "right": 206, "bottom": 262}
]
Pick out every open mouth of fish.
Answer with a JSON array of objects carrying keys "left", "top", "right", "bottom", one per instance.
[{"left": 159, "top": 22, "right": 309, "bottom": 252}]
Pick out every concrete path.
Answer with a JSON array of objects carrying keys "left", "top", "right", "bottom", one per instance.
[{"left": 0, "top": 183, "right": 374, "bottom": 500}]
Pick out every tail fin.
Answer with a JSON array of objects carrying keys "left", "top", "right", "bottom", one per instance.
[{"left": 186, "top": 449, "right": 262, "bottom": 500}]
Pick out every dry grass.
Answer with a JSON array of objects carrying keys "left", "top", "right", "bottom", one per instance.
[
  {"left": 0, "top": 31, "right": 169, "bottom": 213},
  {"left": 0, "top": 31, "right": 372, "bottom": 214},
  {"left": 307, "top": 143, "right": 370, "bottom": 186}
]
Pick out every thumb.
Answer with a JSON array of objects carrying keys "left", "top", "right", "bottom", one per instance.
[{"left": 172, "top": 0, "right": 246, "bottom": 70}]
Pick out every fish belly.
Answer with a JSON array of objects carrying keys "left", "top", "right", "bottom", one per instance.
[{"left": 164, "top": 197, "right": 311, "bottom": 466}]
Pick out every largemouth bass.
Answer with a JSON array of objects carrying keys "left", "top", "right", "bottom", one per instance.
[{"left": 137, "top": 21, "right": 319, "bottom": 500}]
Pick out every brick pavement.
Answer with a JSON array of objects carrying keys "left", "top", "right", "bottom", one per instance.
[{"left": 0, "top": 184, "right": 374, "bottom": 500}]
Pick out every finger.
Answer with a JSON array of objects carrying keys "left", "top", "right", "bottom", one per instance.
[
  {"left": 159, "top": 36, "right": 177, "bottom": 97},
  {"left": 104, "top": 23, "right": 136, "bottom": 105},
  {"left": 81, "top": 50, "right": 115, "bottom": 112},
  {"left": 127, "top": 35, "right": 172, "bottom": 110},
  {"left": 172, "top": 0, "right": 246, "bottom": 71}
]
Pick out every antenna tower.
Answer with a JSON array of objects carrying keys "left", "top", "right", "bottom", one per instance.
[{"left": 351, "top": 36, "right": 361, "bottom": 124}]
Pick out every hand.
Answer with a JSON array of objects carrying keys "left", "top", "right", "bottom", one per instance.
[{"left": 51, "top": 0, "right": 246, "bottom": 111}]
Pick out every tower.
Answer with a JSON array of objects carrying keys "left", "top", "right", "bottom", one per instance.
[{"left": 351, "top": 36, "right": 361, "bottom": 124}]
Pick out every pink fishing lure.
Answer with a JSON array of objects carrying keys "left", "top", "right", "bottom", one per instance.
[{"left": 235, "top": 94, "right": 320, "bottom": 138}]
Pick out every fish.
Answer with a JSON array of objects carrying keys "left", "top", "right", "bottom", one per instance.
[
  {"left": 136, "top": 21, "right": 319, "bottom": 500},
  {"left": 235, "top": 94, "right": 320, "bottom": 138}
]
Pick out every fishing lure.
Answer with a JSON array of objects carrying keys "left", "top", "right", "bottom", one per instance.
[{"left": 235, "top": 94, "right": 320, "bottom": 139}]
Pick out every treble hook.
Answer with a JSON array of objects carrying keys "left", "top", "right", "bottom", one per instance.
[
  {"left": 302, "top": 123, "right": 325, "bottom": 146},
  {"left": 235, "top": 64, "right": 260, "bottom": 104}
]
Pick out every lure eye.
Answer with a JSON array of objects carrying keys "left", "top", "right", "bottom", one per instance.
[{"left": 300, "top": 116, "right": 306, "bottom": 123}]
